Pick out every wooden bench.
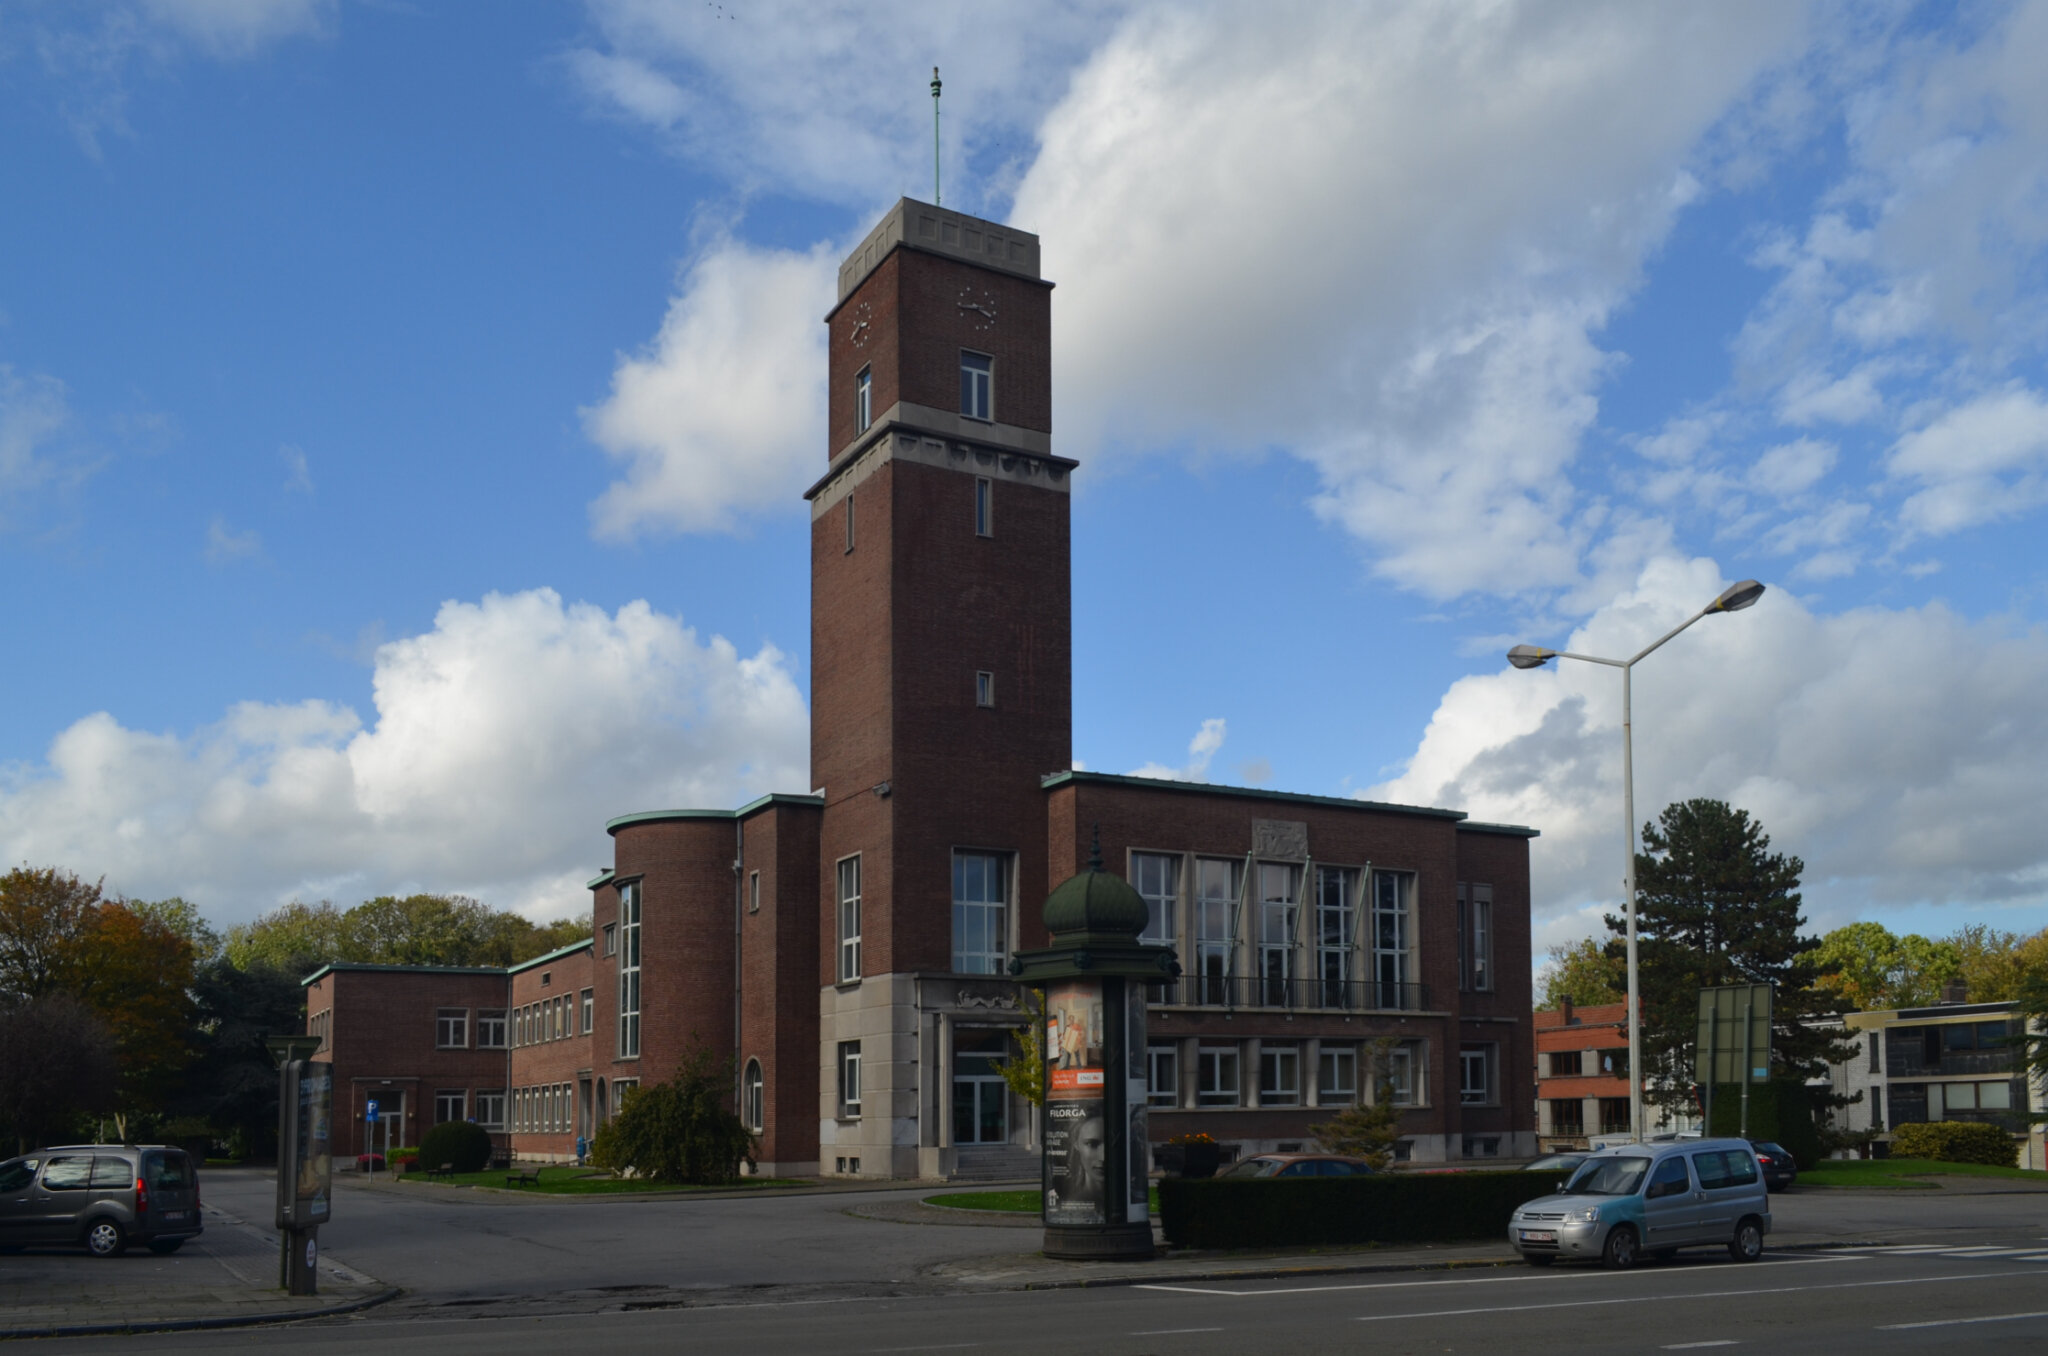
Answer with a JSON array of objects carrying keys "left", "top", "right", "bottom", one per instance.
[
  {"left": 425, "top": 1162, "right": 456, "bottom": 1181},
  {"left": 505, "top": 1169, "right": 541, "bottom": 1187}
]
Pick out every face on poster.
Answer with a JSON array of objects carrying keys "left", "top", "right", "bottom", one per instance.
[{"left": 1044, "top": 1097, "right": 1108, "bottom": 1225}]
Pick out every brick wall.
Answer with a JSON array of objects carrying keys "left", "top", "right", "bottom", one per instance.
[
  {"left": 508, "top": 943, "right": 595, "bottom": 1159},
  {"left": 738, "top": 799, "right": 822, "bottom": 1170}
]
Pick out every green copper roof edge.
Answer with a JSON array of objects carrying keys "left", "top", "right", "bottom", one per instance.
[
  {"left": 508, "top": 938, "right": 595, "bottom": 975},
  {"left": 585, "top": 868, "right": 614, "bottom": 891},
  {"left": 301, "top": 961, "right": 510, "bottom": 987},
  {"left": 1458, "top": 821, "right": 1542, "bottom": 838},
  {"left": 607, "top": 794, "right": 823, "bottom": 834},
  {"left": 1038, "top": 769, "right": 1468, "bottom": 822}
]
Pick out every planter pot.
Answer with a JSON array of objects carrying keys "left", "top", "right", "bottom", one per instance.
[{"left": 1179, "top": 1143, "right": 1221, "bottom": 1179}]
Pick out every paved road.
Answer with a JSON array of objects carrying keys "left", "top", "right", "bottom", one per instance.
[{"left": 38, "top": 1241, "right": 2048, "bottom": 1354}]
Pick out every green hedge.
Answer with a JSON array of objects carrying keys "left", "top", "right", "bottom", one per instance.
[
  {"left": 1704, "top": 1079, "right": 1824, "bottom": 1169},
  {"left": 1891, "top": 1121, "right": 2019, "bottom": 1167},
  {"left": 1158, "top": 1171, "right": 1544, "bottom": 1249},
  {"left": 419, "top": 1120, "right": 494, "bottom": 1174}
]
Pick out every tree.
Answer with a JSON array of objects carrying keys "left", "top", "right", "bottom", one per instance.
[
  {"left": 1539, "top": 938, "right": 1626, "bottom": 1009},
  {"left": 993, "top": 989, "right": 1046, "bottom": 1109},
  {"left": 0, "top": 992, "right": 119, "bottom": 1153},
  {"left": 1606, "top": 800, "right": 1854, "bottom": 1117},
  {"left": 1812, "top": 922, "right": 1960, "bottom": 1010},
  {"left": 223, "top": 900, "right": 351, "bottom": 976},
  {"left": 1943, "top": 924, "right": 2048, "bottom": 1003},
  {"left": 1308, "top": 1037, "right": 1405, "bottom": 1169},
  {"left": 588, "top": 1042, "right": 755, "bottom": 1183},
  {"left": 171, "top": 957, "right": 307, "bottom": 1157},
  {"left": 226, "top": 894, "right": 592, "bottom": 977}
]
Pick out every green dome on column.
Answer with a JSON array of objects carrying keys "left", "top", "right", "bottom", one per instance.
[{"left": 1042, "top": 861, "right": 1149, "bottom": 938}]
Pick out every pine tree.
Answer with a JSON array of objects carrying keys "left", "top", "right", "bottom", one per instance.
[{"left": 1604, "top": 799, "right": 1853, "bottom": 1116}]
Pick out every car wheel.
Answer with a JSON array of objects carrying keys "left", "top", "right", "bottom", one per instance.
[
  {"left": 1602, "top": 1225, "right": 1639, "bottom": 1271},
  {"left": 1524, "top": 1254, "right": 1554, "bottom": 1267},
  {"left": 85, "top": 1219, "right": 127, "bottom": 1258},
  {"left": 1728, "top": 1218, "right": 1763, "bottom": 1263},
  {"left": 147, "top": 1239, "right": 184, "bottom": 1255}
]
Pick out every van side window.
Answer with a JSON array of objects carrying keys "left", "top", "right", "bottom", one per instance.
[
  {"left": 0, "top": 1159, "right": 36, "bottom": 1192},
  {"left": 1647, "top": 1156, "right": 1690, "bottom": 1198},
  {"left": 41, "top": 1157, "right": 94, "bottom": 1190},
  {"left": 90, "top": 1156, "right": 133, "bottom": 1187}
]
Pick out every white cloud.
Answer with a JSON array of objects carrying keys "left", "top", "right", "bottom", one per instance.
[
  {"left": 584, "top": 238, "right": 836, "bottom": 538},
  {"left": 1372, "top": 555, "right": 2048, "bottom": 934},
  {"left": 280, "top": 444, "right": 312, "bottom": 494},
  {"left": 1011, "top": 0, "right": 1806, "bottom": 602},
  {"left": 1889, "top": 385, "right": 2048, "bottom": 537},
  {"left": 1747, "top": 437, "right": 1836, "bottom": 498},
  {"left": 1129, "top": 717, "right": 1226, "bottom": 782},
  {"left": 0, "top": 588, "right": 808, "bottom": 924},
  {"left": 0, "top": 366, "right": 70, "bottom": 500},
  {"left": 138, "top": 0, "right": 326, "bottom": 58},
  {"left": 204, "top": 515, "right": 262, "bottom": 563}
]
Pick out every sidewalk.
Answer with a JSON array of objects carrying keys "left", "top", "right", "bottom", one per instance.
[{"left": 0, "top": 1201, "right": 394, "bottom": 1340}]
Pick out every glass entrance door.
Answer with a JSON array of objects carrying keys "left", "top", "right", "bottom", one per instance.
[{"left": 952, "top": 1031, "right": 1010, "bottom": 1145}]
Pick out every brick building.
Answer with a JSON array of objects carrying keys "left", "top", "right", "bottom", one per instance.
[
  {"left": 309, "top": 196, "right": 1540, "bottom": 1176},
  {"left": 1533, "top": 999, "right": 1634, "bottom": 1150},
  {"left": 506, "top": 940, "right": 595, "bottom": 1161}
]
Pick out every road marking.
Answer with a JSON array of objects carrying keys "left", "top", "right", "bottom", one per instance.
[
  {"left": 1135, "top": 1253, "right": 1846, "bottom": 1299},
  {"left": 1878, "top": 1310, "right": 2048, "bottom": 1330},
  {"left": 1663, "top": 1343, "right": 1739, "bottom": 1350},
  {"left": 862, "top": 1346, "right": 980, "bottom": 1353},
  {"left": 1131, "top": 1328, "right": 1224, "bottom": 1335},
  {"left": 1349, "top": 1268, "right": 2028, "bottom": 1324}
]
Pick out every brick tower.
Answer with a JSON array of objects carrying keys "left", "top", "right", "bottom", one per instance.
[{"left": 807, "top": 200, "right": 1072, "bottom": 1177}]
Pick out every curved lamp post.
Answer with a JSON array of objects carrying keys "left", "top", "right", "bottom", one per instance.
[{"left": 1508, "top": 578, "right": 1764, "bottom": 1144}]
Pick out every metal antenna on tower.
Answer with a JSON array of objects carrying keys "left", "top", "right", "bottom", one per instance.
[{"left": 931, "top": 66, "right": 942, "bottom": 206}]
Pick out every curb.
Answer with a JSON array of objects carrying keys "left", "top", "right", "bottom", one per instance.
[
  {"left": 0, "top": 1286, "right": 400, "bottom": 1341},
  {"left": 1013, "top": 1254, "right": 1520, "bottom": 1290}
]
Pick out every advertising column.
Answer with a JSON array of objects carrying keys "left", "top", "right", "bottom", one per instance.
[{"left": 1043, "top": 978, "right": 1108, "bottom": 1226}]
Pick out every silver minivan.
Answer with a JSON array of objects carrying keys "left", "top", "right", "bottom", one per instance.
[
  {"left": 0, "top": 1145, "right": 203, "bottom": 1257},
  {"left": 1508, "top": 1138, "right": 1769, "bottom": 1269}
]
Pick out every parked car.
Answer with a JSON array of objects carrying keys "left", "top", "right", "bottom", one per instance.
[
  {"left": 1523, "top": 1152, "right": 1592, "bottom": 1186},
  {"left": 0, "top": 1145, "right": 203, "bottom": 1258},
  {"left": 1749, "top": 1141, "right": 1798, "bottom": 1192},
  {"left": 1218, "top": 1153, "right": 1378, "bottom": 1178},
  {"left": 1508, "top": 1138, "right": 1770, "bottom": 1269}
]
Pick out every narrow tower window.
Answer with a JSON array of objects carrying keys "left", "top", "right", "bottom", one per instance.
[
  {"left": 837, "top": 855, "right": 862, "bottom": 982},
  {"left": 959, "top": 351, "right": 992, "bottom": 420},
  {"left": 975, "top": 670, "right": 995, "bottom": 707},
  {"left": 974, "top": 477, "right": 992, "bottom": 536},
  {"left": 617, "top": 880, "right": 641, "bottom": 1059},
  {"left": 856, "top": 365, "right": 873, "bottom": 432},
  {"left": 844, "top": 493, "right": 855, "bottom": 553}
]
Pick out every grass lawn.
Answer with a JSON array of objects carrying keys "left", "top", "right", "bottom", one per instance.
[
  {"left": 1798, "top": 1157, "right": 2046, "bottom": 1189},
  {"left": 924, "top": 1188, "right": 1161, "bottom": 1213},
  {"left": 404, "top": 1164, "right": 808, "bottom": 1194}
]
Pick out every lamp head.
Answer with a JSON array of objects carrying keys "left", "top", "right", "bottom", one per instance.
[
  {"left": 1710, "top": 579, "right": 1766, "bottom": 613},
  {"left": 1507, "top": 644, "right": 1554, "bottom": 670}
]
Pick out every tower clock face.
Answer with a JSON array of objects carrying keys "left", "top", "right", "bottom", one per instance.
[
  {"left": 846, "top": 299, "right": 873, "bottom": 348},
  {"left": 957, "top": 285, "right": 998, "bottom": 331}
]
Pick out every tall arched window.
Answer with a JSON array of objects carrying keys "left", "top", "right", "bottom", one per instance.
[{"left": 742, "top": 1059, "right": 765, "bottom": 1133}]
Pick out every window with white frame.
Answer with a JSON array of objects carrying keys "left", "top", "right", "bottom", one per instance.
[
  {"left": 603, "top": 922, "right": 615, "bottom": 957},
  {"left": 475, "top": 1089, "right": 505, "bottom": 1130},
  {"left": 748, "top": 869, "right": 761, "bottom": 914},
  {"left": 434, "top": 1089, "right": 466, "bottom": 1124},
  {"left": 1371, "top": 870, "right": 1413, "bottom": 1001},
  {"left": 743, "top": 1059, "right": 765, "bottom": 1132},
  {"left": 1197, "top": 1043, "right": 1241, "bottom": 1107},
  {"left": 435, "top": 1009, "right": 468, "bottom": 1049},
  {"left": 1132, "top": 852, "right": 1179, "bottom": 945},
  {"left": 1256, "top": 863, "right": 1300, "bottom": 1005},
  {"left": 975, "top": 670, "right": 995, "bottom": 707},
  {"left": 952, "top": 850, "right": 1008, "bottom": 974},
  {"left": 974, "top": 476, "right": 992, "bottom": 536},
  {"left": 844, "top": 493, "right": 855, "bottom": 553},
  {"left": 856, "top": 365, "right": 873, "bottom": 432},
  {"left": 618, "top": 880, "right": 642, "bottom": 1059},
  {"left": 1318, "top": 1044, "right": 1358, "bottom": 1104},
  {"left": 1147, "top": 1044, "right": 1180, "bottom": 1108},
  {"left": 1259, "top": 1043, "right": 1301, "bottom": 1106},
  {"left": 1469, "top": 884, "right": 1493, "bottom": 992},
  {"left": 477, "top": 1009, "right": 506, "bottom": 1049},
  {"left": 1195, "top": 858, "right": 1241, "bottom": 1004},
  {"left": 1385, "top": 1043, "right": 1419, "bottom": 1106},
  {"left": 581, "top": 988, "right": 594, "bottom": 1034},
  {"left": 838, "top": 1041, "right": 862, "bottom": 1118},
  {"left": 837, "top": 855, "right": 862, "bottom": 982},
  {"left": 959, "top": 351, "right": 992, "bottom": 420},
  {"left": 1460, "top": 1045, "right": 1494, "bottom": 1105},
  {"left": 1315, "top": 866, "right": 1357, "bottom": 1005}
]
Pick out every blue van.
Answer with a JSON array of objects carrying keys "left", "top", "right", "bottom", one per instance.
[{"left": 1508, "top": 1138, "right": 1769, "bottom": 1268}]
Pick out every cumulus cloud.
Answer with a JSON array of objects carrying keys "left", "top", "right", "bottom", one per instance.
[
  {"left": 1889, "top": 385, "right": 2048, "bottom": 538},
  {"left": 1129, "top": 717, "right": 1226, "bottom": 782},
  {"left": 1009, "top": 1, "right": 1804, "bottom": 603},
  {"left": 584, "top": 238, "right": 836, "bottom": 537},
  {"left": 0, "top": 589, "right": 808, "bottom": 924},
  {"left": 203, "top": 515, "right": 262, "bottom": 564},
  {"left": 1371, "top": 555, "right": 2048, "bottom": 935},
  {"left": 0, "top": 367, "right": 71, "bottom": 499}
]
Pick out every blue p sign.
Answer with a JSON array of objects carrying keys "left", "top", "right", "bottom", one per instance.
[{"left": 366, "top": 1100, "right": 379, "bottom": 1122}]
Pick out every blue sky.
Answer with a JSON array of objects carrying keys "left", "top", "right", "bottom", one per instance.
[{"left": 5, "top": 1, "right": 2048, "bottom": 965}]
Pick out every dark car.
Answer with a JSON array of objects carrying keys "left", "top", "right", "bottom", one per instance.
[
  {"left": 1218, "top": 1153, "right": 1377, "bottom": 1178},
  {"left": 0, "top": 1145, "right": 202, "bottom": 1257},
  {"left": 1749, "top": 1141, "right": 1797, "bottom": 1192}
]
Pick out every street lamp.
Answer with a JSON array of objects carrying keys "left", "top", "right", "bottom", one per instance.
[{"left": 1508, "top": 579, "right": 1765, "bottom": 1143}]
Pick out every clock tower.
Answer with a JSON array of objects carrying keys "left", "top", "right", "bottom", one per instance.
[{"left": 807, "top": 199, "right": 1072, "bottom": 1176}]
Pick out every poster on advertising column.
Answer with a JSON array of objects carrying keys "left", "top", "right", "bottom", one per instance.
[
  {"left": 1125, "top": 980, "right": 1149, "bottom": 1225},
  {"left": 1044, "top": 979, "right": 1106, "bottom": 1225}
]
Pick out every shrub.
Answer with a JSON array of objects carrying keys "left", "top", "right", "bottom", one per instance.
[
  {"left": 1158, "top": 1171, "right": 1542, "bottom": 1249},
  {"left": 589, "top": 1043, "right": 755, "bottom": 1184},
  {"left": 1890, "top": 1121, "right": 2019, "bottom": 1168},
  {"left": 418, "top": 1121, "right": 493, "bottom": 1173},
  {"left": 1704, "top": 1079, "right": 1825, "bottom": 1169}
]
